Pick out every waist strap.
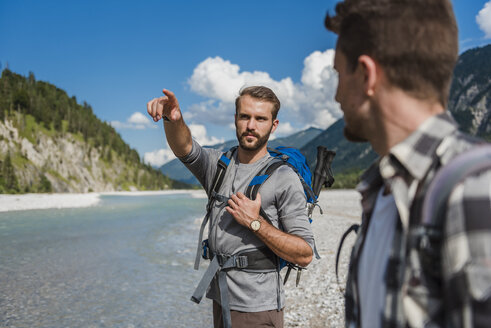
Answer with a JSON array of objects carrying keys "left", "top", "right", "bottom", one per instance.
[
  {"left": 215, "top": 247, "right": 277, "bottom": 271},
  {"left": 191, "top": 248, "right": 278, "bottom": 328}
]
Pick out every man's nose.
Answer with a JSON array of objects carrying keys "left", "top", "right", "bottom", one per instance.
[{"left": 246, "top": 118, "right": 256, "bottom": 130}]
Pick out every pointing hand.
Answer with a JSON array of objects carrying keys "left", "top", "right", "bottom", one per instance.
[{"left": 146, "top": 89, "right": 182, "bottom": 122}]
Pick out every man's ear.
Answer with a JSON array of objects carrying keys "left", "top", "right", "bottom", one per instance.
[
  {"left": 358, "top": 55, "right": 378, "bottom": 97},
  {"left": 271, "top": 119, "right": 279, "bottom": 134}
]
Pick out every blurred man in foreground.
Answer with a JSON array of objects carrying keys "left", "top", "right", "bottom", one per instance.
[{"left": 325, "top": 0, "right": 491, "bottom": 326}]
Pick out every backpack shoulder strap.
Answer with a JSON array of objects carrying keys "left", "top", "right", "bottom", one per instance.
[
  {"left": 194, "top": 146, "right": 237, "bottom": 270},
  {"left": 245, "top": 158, "right": 285, "bottom": 203},
  {"left": 209, "top": 146, "right": 237, "bottom": 201},
  {"left": 422, "top": 144, "right": 491, "bottom": 227},
  {"left": 413, "top": 144, "right": 491, "bottom": 278}
]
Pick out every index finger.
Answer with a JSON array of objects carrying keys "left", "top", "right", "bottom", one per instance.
[{"left": 162, "top": 89, "right": 176, "bottom": 101}]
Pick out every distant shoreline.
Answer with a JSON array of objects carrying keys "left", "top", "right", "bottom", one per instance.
[{"left": 0, "top": 189, "right": 206, "bottom": 213}]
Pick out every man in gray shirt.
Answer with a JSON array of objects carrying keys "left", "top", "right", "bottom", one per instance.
[{"left": 147, "top": 86, "right": 314, "bottom": 328}]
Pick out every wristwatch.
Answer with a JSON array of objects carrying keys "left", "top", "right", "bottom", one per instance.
[{"left": 250, "top": 219, "right": 261, "bottom": 232}]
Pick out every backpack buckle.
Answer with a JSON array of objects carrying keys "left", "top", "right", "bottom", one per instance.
[
  {"left": 235, "top": 255, "right": 248, "bottom": 269},
  {"left": 201, "top": 239, "right": 211, "bottom": 260},
  {"left": 216, "top": 254, "right": 249, "bottom": 269}
]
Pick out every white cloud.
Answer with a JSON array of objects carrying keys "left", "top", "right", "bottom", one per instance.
[
  {"left": 188, "top": 57, "right": 243, "bottom": 103},
  {"left": 301, "top": 50, "right": 336, "bottom": 89},
  {"left": 128, "top": 112, "right": 151, "bottom": 125},
  {"left": 188, "top": 57, "right": 294, "bottom": 104},
  {"left": 477, "top": 1, "right": 491, "bottom": 38},
  {"left": 189, "top": 124, "right": 224, "bottom": 146},
  {"left": 110, "top": 111, "right": 156, "bottom": 130},
  {"left": 185, "top": 49, "right": 341, "bottom": 133},
  {"left": 144, "top": 148, "right": 176, "bottom": 167}
]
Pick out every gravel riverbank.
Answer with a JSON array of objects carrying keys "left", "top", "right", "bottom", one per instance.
[
  {"left": 285, "top": 189, "right": 362, "bottom": 328},
  {"left": 0, "top": 190, "right": 205, "bottom": 212}
]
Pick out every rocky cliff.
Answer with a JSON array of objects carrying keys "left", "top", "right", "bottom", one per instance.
[{"left": 448, "top": 44, "right": 491, "bottom": 139}]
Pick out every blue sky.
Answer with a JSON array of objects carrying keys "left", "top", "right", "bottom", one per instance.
[{"left": 1, "top": 0, "right": 490, "bottom": 167}]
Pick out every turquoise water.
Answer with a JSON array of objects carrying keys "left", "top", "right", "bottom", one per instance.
[{"left": 0, "top": 193, "right": 213, "bottom": 328}]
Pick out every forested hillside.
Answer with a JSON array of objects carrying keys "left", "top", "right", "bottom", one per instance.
[{"left": 0, "top": 69, "right": 189, "bottom": 193}]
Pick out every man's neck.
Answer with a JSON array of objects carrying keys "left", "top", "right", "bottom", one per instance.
[
  {"left": 370, "top": 88, "right": 445, "bottom": 156},
  {"left": 237, "top": 146, "right": 269, "bottom": 164}
]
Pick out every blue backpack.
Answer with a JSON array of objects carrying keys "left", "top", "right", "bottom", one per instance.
[{"left": 201, "top": 146, "right": 322, "bottom": 274}]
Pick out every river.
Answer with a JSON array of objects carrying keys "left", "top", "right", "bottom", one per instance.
[{"left": 0, "top": 192, "right": 213, "bottom": 327}]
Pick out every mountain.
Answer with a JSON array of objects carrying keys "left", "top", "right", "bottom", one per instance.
[
  {"left": 269, "top": 127, "right": 324, "bottom": 149},
  {"left": 448, "top": 44, "right": 491, "bottom": 139},
  {"left": 301, "top": 44, "right": 491, "bottom": 187},
  {"left": 160, "top": 127, "right": 323, "bottom": 185},
  {"left": 0, "top": 69, "right": 190, "bottom": 193}
]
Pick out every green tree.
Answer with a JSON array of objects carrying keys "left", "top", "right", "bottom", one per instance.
[
  {"left": 2, "top": 152, "right": 20, "bottom": 193},
  {"left": 38, "top": 173, "right": 52, "bottom": 193},
  {"left": 13, "top": 89, "right": 29, "bottom": 112}
]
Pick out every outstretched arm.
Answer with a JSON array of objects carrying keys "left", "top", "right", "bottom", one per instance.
[
  {"left": 147, "top": 89, "right": 192, "bottom": 157},
  {"left": 226, "top": 192, "right": 313, "bottom": 267}
]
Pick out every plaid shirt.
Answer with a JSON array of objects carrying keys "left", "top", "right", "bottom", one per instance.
[{"left": 345, "top": 112, "right": 491, "bottom": 327}]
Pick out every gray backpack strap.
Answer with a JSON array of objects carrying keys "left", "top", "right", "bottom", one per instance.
[
  {"left": 422, "top": 145, "right": 491, "bottom": 227},
  {"left": 191, "top": 256, "right": 220, "bottom": 303},
  {"left": 190, "top": 256, "right": 235, "bottom": 328},
  {"left": 415, "top": 145, "right": 491, "bottom": 278},
  {"left": 218, "top": 271, "right": 232, "bottom": 328},
  {"left": 193, "top": 147, "right": 237, "bottom": 270}
]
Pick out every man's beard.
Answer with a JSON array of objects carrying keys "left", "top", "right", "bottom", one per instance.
[{"left": 236, "top": 128, "right": 272, "bottom": 151}]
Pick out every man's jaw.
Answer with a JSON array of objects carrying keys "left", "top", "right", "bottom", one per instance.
[
  {"left": 239, "top": 134, "right": 262, "bottom": 151},
  {"left": 343, "top": 127, "right": 368, "bottom": 143}
]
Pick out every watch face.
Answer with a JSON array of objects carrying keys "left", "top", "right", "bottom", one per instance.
[{"left": 251, "top": 220, "right": 261, "bottom": 231}]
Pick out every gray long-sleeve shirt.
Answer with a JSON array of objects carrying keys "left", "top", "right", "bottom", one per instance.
[{"left": 180, "top": 139, "right": 314, "bottom": 312}]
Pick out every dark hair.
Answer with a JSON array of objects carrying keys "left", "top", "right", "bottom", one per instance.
[
  {"left": 235, "top": 86, "right": 281, "bottom": 120},
  {"left": 325, "top": 0, "right": 458, "bottom": 106}
]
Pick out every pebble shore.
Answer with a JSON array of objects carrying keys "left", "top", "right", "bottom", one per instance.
[
  {"left": 284, "top": 189, "right": 362, "bottom": 328},
  {"left": 0, "top": 190, "right": 206, "bottom": 212}
]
